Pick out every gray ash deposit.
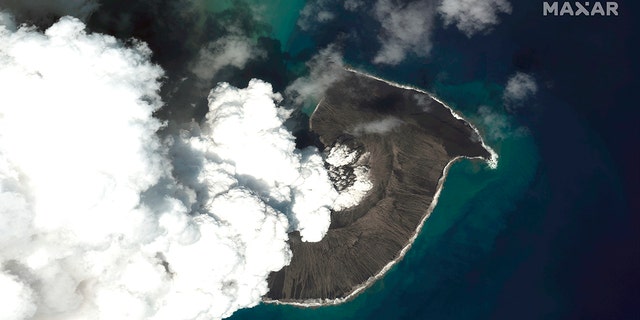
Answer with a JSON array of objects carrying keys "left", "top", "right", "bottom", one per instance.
[{"left": 266, "top": 70, "right": 495, "bottom": 304}]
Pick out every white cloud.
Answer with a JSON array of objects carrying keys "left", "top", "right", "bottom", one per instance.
[
  {"left": 190, "top": 35, "right": 265, "bottom": 83},
  {"left": 0, "top": 272, "right": 37, "bottom": 320},
  {"left": 298, "top": 0, "right": 335, "bottom": 31},
  {"left": 297, "top": 0, "right": 363, "bottom": 31},
  {"left": 285, "top": 44, "right": 347, "bottom": 107},
  {"left": 0, "top": 16, "right": 334, "bottom": 320},
  {"left": 372, "top": 0, "right": 436, "bottom": 65},
  {"left": 413, "top": 93, "right": 435, "bottom": 111},
  {"left": 326, "top": 143, "right": 373, "bottom": 211},
  {"left": 475, "top": 105, "right": 527, "bottom": 141},
  {"left": 503, "top": 72, "right": 537, "bottom": 106},
  {"left": 295, "top": 0, "right": 512, "bottom": 66},
  {"left": 438, "top": 0, "right": 512, "bottom": 37},
  {"left": 351, "top": 117, "right": 405, "bottom": 135},
  {"left": 476, "top": 105, "right": 511, "bottom": 140},
  {"left": 184, "top": 79, "right": 339, "bottom": 242}
]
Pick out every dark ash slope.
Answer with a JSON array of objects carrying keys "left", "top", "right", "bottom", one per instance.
[{"left": 267, "top": 71, "right": 491, "bottom": 302}]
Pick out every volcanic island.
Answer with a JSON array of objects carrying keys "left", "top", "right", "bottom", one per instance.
[{"left": 266, "top": 69, "right": 497, "bottom": 305}]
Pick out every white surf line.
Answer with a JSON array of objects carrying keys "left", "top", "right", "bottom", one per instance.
[
  {"left": 343, "top": 67, "right": 498, "bottom": 169},
  {"left": 264, "top": 68, "right": 499, "bottom": 307},
  {"left": 264, "top": 155, "right": 479, "bottom": 307}
]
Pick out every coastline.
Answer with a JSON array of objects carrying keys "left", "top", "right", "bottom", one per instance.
[
  {"left": 342, "top": 67, "right": 499, "bottom": 169},
  {"left": 264, "top": 68, "right": 498, "bottom": 307}
]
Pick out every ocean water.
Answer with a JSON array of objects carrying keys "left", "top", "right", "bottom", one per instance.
[
  {"left": 226, "top": 1, "right": 637, "bottom": 319},
  {"left": 205, "top": 0, "right": 306, "bottom": 47}
]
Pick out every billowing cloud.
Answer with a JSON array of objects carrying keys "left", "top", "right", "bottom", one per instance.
[
  {"left": 438, "top": 0, "right": 512, "bottom": 37},
  {"left": 351, "top": 117, "right": 405, "bottom": 135},
  {"left": 0, "top": 272, "right": 36, "bottom": 320},
  {"left": 182, "top": 79, "right": 338, "bottom": 242},
  {"left": 0, "top": 16, "right": 341, "bottom": 320},
  {"left": 503, "top": 72, "right": 537, "bottom": 106},
  {"left": 326, "top": 143, "right": 373, "bottom": 211},
  {"left": 372, "top": 0, "right": 436, "bottom": 65}
]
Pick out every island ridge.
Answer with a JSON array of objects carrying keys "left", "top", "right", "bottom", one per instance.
[{"left": 266, "top": 70, "right": 495, "bottom": 304}]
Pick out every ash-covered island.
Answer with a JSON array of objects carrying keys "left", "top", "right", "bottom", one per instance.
[{"left": 266, "top": 70, "right": 496, "bottom": 304}]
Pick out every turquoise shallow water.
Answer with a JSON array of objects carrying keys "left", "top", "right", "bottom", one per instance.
[{"left": 204, "top": 0, "right": 306, "bottom": 50}]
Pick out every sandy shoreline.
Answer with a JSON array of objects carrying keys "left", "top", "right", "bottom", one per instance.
[{"left": 264, "top": 68, "right": 498, "bottom": 307}]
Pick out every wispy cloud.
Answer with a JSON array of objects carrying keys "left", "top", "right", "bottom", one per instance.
[
  {"left": 285, "top": 44, "right": 347, "bottom": 107},
  {"left": 0, "top": 0, "right": 99, "bottom": 22},
  {"left": 438, "top": 0, "right": 512, "bottom": 37},
  {"left": 351, "top": 117, "right": 405, "bottom": 135},
  {"left": 298, "top": 0, "right": 336, "bottom": 31},
  {"left": 294, "top": 0, "right": 513, "bottom": 65},
  {"left": 503, "top": 72, "right": 538, "bottom": 108},
  {"left": 372, "top": 0, "right": 436, "bottom": 65},
  {"left": 190, "top": 35, "right": 265, "bottom": 83}
]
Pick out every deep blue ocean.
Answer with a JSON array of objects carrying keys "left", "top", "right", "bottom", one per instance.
[{"left": 226, "top": 1, "right": 639, "bottom": 319}]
